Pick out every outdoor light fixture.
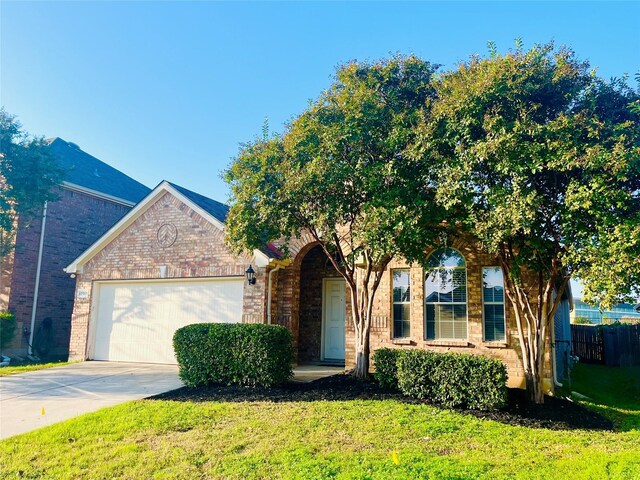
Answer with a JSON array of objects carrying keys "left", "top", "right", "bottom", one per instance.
[{"left": 246, "top": 265, "right": 256, "bottom": 285}]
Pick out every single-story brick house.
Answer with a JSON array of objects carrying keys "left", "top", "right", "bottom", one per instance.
[
  {"left": 0, "top": 138, "right": 150, "bottom": 358},
  {"left": 65, "top": 180, "right": 572, "bottom": 390}
]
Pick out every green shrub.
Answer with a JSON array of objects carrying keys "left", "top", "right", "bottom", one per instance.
[
  {"left": 396, "top": 350, "right": 508, "bottom": 410},
  {"left": 572, "top": 317, "right": 593, "bottom": 325},
  {"left": 0, "top": 312, "right": 17, "bottom": 349},
  {"left": 173, "top": 323, "right": 294, "bottom": 388},
  {"left": 373, "top": 347, "right": 403, "bottom": 390}
]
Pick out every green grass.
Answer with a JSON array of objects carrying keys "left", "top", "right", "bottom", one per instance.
[
  {"left": 569, "top": 363, "right": 640, "bottom": 431},
  {"left": 2, "top": 363, "right": 638, "bottom": 479},
  {"left": 2, "top": 393, "right": 639, "bottom": 479},
  {"left": 0, "top": 361, "right": 70, "bottom": 376}
]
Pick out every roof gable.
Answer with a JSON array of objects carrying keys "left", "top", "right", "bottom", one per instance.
[
  {"left": 167, "top": 182, "right": 229, "bottom": 224},
  {"left": 65, "top": 181, "right": 271, "bottom": 273},
  {"left": 47, "top": 137, "right": 150, "bottom": 204}
]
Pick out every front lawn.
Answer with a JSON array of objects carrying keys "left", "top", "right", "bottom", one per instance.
[
  {"left": 569, "top": 363, "right": 640, "bottom": 431},
  {"left": 0, "top": 360, "right": 70, "bottom": 377},
  {"left": 2, "top": 378, "right": 639, "bottom": 479}
]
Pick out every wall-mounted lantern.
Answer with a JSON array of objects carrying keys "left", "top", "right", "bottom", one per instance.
[{"left": 245, "top": 265, "right": 256, "bottom": 285}]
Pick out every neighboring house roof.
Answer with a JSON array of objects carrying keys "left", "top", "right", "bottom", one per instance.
[
  {"left": 47, "top": 137, "right": 150, "bottom": 204},
  {"left": 167, "top": 182, "right": 229, "bottom": 224},
  {"left": 64, "top": 180, "right": 272, "bottom": 274}
]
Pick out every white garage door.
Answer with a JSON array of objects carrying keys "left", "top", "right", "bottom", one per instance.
[{"left": 91, "top": 278, "right": 244, "bottom": 364}]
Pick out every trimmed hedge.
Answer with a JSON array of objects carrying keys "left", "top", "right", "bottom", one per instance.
[
  {"left": 373, "top": 347, "right": 402, "bottom": 390},
  {"left": 173, "top": 323, "right": 294, "bottom": 388},
  {"left": 0, "top": 312, "right": 17, "bottom": 349},
  {"left": 373, "top": 347, "right": 508, "bottom": 410}
]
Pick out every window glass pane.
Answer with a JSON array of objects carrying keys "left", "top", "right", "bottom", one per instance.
[
  {"left": 452, "top": 270, "right": 467, "bottom": 302},
  {"left": 393, "top": 270, "right": 410, "bottom": 303},
  {"left": 426, "top": 304, "right": 435, "bottom": 339},
  {"left": 426, "top": 248, "right": 466, "bottom": 268},
  {"left": 426, "top": 269, "right": 460, "bottom": 303},
  {"left": 393, "top": 270, "right": 411, "bottom": 338},
  {"left": 482, "top": 267, "right": 504, "bottom": 302},
  {"left": 493, "top": 304, "right": 505, "bottom": 340},
  {"left": 482, "top": 267, "right": 506, "bottom": 342},
  {"left": 425, "top": 249, "right": 468, "bottom": 341}
]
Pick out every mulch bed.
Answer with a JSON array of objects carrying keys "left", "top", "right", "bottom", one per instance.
[{"left": 151, "top": 374, "right": 613, "bottom": 431}]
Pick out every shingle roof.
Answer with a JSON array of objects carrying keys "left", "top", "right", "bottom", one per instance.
[
  {"left": 47, "top": 137, "right": 150, "bottom": 204},
  {"left": 165, "top": 182, "right": 282, "bottom": 259},
  {"left": 167, "top": 182, "right": 230, "bottom": 224}
]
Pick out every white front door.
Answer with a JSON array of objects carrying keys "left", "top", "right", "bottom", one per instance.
[{"left": 323, "top": 279, "right": 346, "bottom": 361}]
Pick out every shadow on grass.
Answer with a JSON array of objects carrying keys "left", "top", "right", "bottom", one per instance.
[
  {"left": 568, "top": 363, "right": 640, "bottom": 432},
  {"left": 148, "top": 374, "right": 614, "bottom": 432}
]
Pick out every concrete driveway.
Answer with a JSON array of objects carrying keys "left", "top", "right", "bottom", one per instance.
[{"left": 0, "top": 361, "right": 182, "bottom": 440}]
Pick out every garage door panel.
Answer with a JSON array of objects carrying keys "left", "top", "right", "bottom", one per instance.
[{"left": 92, "top": 279, "right": 244, "bottom": 364}]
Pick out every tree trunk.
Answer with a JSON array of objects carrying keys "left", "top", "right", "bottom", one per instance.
[
  {"left": 500, "top": 254, "right": 569, "bottom": 404},
  {"left": 314, "top": 238, "right": 389, "bottom": 383},
  {"left": 353, "top": 327, "right": 371, "bottom": 380}
]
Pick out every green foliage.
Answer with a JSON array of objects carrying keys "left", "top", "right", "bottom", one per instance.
[
  {"left": 173, "top": 323, "right": 293, "bottom": 388},
  {"left": 414, "top": 43, "right": 640, "bottom": 307},
  {"left": 0, "top": 109, "right": 64, "bottom": 257},
  {"left": 372, "top": 347, "right": 403, "bottom": 390},
  {"left": 224, "top": 55, "right": 449, "bottom": 378},
  {"left": 573, "top": 317, "right": 594, "bottom": 325},
  {"left": 224, "top": 55, "right": 447, "bottom": 266},
  {"left": 0, "top": 311, "right": 16, "bottom": 349},
  {"left": 395, "top": 350, "right": 508, "bottom": 410},
  {"left": 412, "top": 42, "right": 639, "bottom": 402}
]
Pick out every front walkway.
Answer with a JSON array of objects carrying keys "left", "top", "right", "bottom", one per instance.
[
  {"left": 292, "top": 365, "right": 345, "bottom": 383},
  {"left": 0, "top": 361, "right": 182, "bottom": 440}
]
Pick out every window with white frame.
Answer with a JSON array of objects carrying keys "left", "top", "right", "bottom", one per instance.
[
  {"left": 392, "top": 269, "right": 410, "bottom": 338},
  {"left": 425, "top": 248, "right": 467, "bottom": 340},
  {"left": 482, "top": 266, "right": 506, "bottom": 342}
]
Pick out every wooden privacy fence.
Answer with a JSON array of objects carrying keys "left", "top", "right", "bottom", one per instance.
[{"left": 571, "top": 324, "right": 640, "bottom": 366}]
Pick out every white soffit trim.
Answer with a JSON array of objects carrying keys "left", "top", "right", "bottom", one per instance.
[
  {"left": 62, "top": 182, "right": 136, "bottom": 207},
  {"left": 253, "top": 250, "right": 271, "bottom": 268},
  {"left": 64, "top": 181, "right": 227, "bottom": 274}
]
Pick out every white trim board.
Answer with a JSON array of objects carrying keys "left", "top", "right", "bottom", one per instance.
[{"left": 65, "top": 180, "right": 271, "bottom": 274}]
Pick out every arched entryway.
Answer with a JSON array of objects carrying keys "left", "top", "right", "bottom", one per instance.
[{"left": 296, "top": 245, "right": 346, "bottom": 364}]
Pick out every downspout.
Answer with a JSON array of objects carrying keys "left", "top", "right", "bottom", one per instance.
[
  {"left": 28, "top": 201, "right": 48, "bottom": 355},
  {"left": 267, "top": 264, "right": 284, "bottom": 325},
  {"left": 551, "top": 316, "right": 563, "bottom": 388}
]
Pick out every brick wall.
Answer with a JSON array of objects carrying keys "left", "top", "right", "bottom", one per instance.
[
  {"left": 352, "top": 238, "right": 551, "bottom": 389},
  {"left": 6, "top": 188, "right": 131, "bottom": 357},
  {"left": 68, "top": 191, "right": 262, "bottom": 360},
  {"left": 0, "top": 244, "right": 15, "bottom": 312},
  {"left": 274, "top": 236, "right": 553, "bottom": 390}
]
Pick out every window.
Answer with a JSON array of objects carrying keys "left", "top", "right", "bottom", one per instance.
[
  {"left": 392, "top": 270, "right": 410, "bottom": 338},
  {"left": 483, "top": 267, "right": 506, "bottom": 341},
  {"left": 425, "top": 248, "right": 467, "bottom": 340}
]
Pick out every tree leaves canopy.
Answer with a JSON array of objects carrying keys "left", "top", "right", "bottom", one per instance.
[
  {"left": 225, "top": 55, "right": 447, "bottom": 267},
  {"left": 0, "top": 109, "right": 64, "bottom": 257},
  {"left": 414, "top": 43, "right": 640, "bottom": 306}
]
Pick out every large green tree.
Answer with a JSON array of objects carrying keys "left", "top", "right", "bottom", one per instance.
[
  {"left": 0, "top": 109, "right": 63, "bottom": 257},
  {"left": 225, "top": 56, "right": 447, "bottom": 379},
  {"left": 415, "top": 44, "right": 640, "bottom": 403}
]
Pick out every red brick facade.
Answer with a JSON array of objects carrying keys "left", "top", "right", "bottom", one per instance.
[
  {"left": 269, "top": 236, "right": 552, "bottom": 390},
  {"left": 66, "top": 189, "right": 550, "bottom": 390},
  {"left": 68, "top": 190, "right": 261, "bottom": 360},
  {"left": 4, "top": 188, "right": 132, "bottom": 357}
]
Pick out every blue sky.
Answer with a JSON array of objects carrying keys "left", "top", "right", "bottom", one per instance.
[{"left": 2, "top": 1, "right": 639, "bottom": 208}]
